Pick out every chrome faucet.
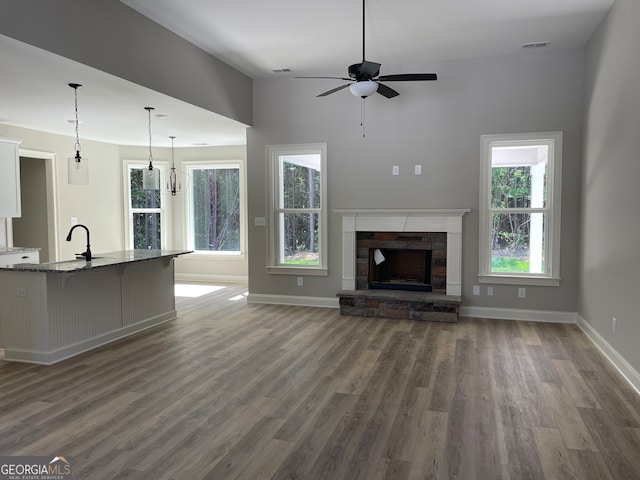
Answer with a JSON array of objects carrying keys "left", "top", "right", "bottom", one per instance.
[{"left": 66, "top": 224, "right": 92, "bottom": 261}]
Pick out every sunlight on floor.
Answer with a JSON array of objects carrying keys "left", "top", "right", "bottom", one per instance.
[
  {"left": 174, "top": 284, "right": 226, "bottom": 298},
  {"left": 229, "top": 292, "right": 249, "bottom": 301}
]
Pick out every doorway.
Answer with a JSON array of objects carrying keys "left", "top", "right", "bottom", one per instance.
[{"left": 9, "top": 151, "right": 58, "bottom": 262}]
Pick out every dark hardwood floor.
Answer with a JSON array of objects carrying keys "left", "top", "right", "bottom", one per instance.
[{"left": 1, "top": 283, "right": 639, "bottom": 479}]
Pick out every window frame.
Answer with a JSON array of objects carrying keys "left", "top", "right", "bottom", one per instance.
[
  {"left": 184, "top": 160, "right": 246, "bottom": 257},
  {"left": 479, "top": 131, "right": 562, "bottom": 286},
  {"left": 267, "top": 143, "right": 328, "bottom": 276},
  {"left": 123, "top": 160, "right": 170, "bottom": 250}
]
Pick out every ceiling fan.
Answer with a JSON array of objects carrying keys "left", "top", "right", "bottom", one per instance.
[{"left": 297, "top": 0, "right": 437, "bottom": 99}]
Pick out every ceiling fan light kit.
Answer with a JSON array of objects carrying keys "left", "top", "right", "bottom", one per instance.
[{"left": 349, "top": 80, "right": 378, "bottom": 98}]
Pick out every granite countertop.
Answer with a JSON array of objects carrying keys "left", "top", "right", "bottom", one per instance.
[
  {"left": 0, "top": 249, "right": 192, "bottom": 273},
  {"left": 0, "top": 247, "right": 41, "bottom": 255}
]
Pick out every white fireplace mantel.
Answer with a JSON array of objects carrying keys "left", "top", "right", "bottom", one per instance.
[{"left": 335, "top": 209, "right": 471, "bottom": 296}]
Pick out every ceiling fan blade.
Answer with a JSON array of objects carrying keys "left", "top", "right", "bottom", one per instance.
[
  {"left": 377, "top": 73, "right": 438, "bottom": 82},
  {"left": 359, "top": 61, "right": 381, "bottom": 79},
  {"left": 317, "top": 83, "right": 351, "bottom": 97},
  {"left": 296, "top": 76, "right": 351, "bottom": 81},
  {"left": 376, "top": 82, "right": 400, "bottom": 98}
]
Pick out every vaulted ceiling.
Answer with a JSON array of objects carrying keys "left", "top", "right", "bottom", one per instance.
[{"left": 0, "top": 0, "right": 614, "bottom": 147}]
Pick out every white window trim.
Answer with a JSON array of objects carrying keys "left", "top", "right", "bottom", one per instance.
[
  {"left": 183, "top": 160, "right": 247, "bottom": 258},
  {"left": 122, "top": 160, "right": 171, "bottom": 250},
  {"left": 479, "top": 132, "right": 562, "bottom": 286},
  {"left": 267, "top": 143, "right": 328, "bottom": 276}
]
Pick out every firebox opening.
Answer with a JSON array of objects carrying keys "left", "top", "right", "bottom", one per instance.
[{"left": 368, "top": 248, "right": 433, "bottom": 292}]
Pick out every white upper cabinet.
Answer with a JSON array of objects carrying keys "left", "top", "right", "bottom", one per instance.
[{"left": 0, "top": 138, "right": 22, "bottom": 218}]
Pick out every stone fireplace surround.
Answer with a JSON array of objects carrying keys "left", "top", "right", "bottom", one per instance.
[
  {"left": 336, "top": 209, "right": 470, "bottom": 296},
  {"left": 335, "top": 209, "right": 471, "bottom": 321},
  {"left": 358, "top": 231, "right": 446, "bottom": 293}
]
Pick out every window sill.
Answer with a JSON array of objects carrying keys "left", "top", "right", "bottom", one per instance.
[
  {"left": 267, "top": 266, "right": 328, "bottom": 276},
  {"left": 478, "top": 274, "right": 560, "bottom": 287},
  {"left": 182, "top": 251, "right": 246, "bottom": 261}
]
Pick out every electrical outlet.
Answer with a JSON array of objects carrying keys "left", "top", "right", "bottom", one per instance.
[
  {"left": 518, "top": 287, "right": 526, "bottom": 298},
  {"left": 473, "top": 285, "right": 480, "bottom": 295},
  {"left": 612, "top": 317, "right": 617, "bottom": 334},
  {"left": 16, "top": 288, "right": 27, "bottom": 297},
  {"left": 486, "top": 287, "right": 493, "bottom": 296},
  {"left": 254, "top": 217, "right": 266, "bottom": 227},
  {"left": 392, "top": 165, "right": 400, "bottom": 176},
  {"left": 297, "top": 277, "right": 304, "bottom": 287}
]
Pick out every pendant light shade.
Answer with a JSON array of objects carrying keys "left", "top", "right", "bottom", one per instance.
[
  {"left": 143, "top": 107, "right": 160, "bottom": 190},
  {"left": 67, "top": 83, "right": 89, "bottom": 185},
  {"left": 349, "top": 80, "right": 379, "bottom": 98}
]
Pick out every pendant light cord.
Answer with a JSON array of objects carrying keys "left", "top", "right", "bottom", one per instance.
[
  {"left": 145, "top": 107, "right": 155, "bottom": 169},
  {"left": 170, "top": 136, "right": 176, "bottom": 169},
  {"left": 74, "top": 88, "right": 81, "bottom": 154},
  {"left": 69, "top": 83, "right": 83, "bottom": 158}
]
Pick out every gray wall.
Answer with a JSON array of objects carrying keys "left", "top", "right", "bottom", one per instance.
[
  {"left": 0, "top": 0, "right": 252, "bottom": 126},
  {"left": 581, "top": 0, "right": 640, "bottom": 372},
  {"left": 247, "top": 49, "right": 584, "bottom": 312}
]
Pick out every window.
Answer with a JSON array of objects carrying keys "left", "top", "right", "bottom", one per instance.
[
  {"left": 267, "top": 143, "right": 327, "bottom": 275},
  {"left": 479, "top": 132, "right": 562, "bottom": 286},
  {"left": 124, "top": 162, "right": 168, "bottom": 250},
  {"left": 186, "top": 163, "right": 243, "bottom": 254}
]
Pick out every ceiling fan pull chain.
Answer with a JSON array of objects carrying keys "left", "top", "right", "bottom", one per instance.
[{"left": 361, "top": 97, "right": 364, "bottom": 131}]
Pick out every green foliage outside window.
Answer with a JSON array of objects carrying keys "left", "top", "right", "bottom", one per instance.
[
  {"left": 192, "top": 168, "right": 240, "bottom": 251},
  {"left": 281, "top": 161, "right": 320, "bottom": 264},
  {"left": 491, "top": 166, "right": 532, "bottom": 272},
  {"left": 130, "top": 168, "right": 161, "bottom": 249}
]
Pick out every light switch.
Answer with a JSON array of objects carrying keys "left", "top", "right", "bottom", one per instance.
[
  {"left": 392, "top": 165, "right": 399, "bottom": 176},
  {"left": 414, "top": 165, "right": 422, "bottom": 175}
]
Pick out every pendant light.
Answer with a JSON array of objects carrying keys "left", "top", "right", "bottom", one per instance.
[
  {"left": 143, "top": 107, "right": 160, "bottom": 190},
  {"left": 67, "top": 83, "right": 89, "bottom": 185},
  {"left": 165, "top": 136, "right": 182, "bottom": 196},
  {"left": 162, "top": 136, "right": 190, "bottom": 197}
]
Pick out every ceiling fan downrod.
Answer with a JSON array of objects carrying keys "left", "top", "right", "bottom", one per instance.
[{"left": 361, "top": 0, "right": 366, "bottom": 63}]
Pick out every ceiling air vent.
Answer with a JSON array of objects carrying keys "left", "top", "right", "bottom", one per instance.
[
  {"left": 522, "top": 41, "right": 550, "bottom": 50},
  {"left": 272, "top": 68, "right": 293, "bottom": 73}
]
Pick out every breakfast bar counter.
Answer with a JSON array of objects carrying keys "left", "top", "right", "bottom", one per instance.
[{"left": 0, "top": 249, "right": 191, "bottom": 364}]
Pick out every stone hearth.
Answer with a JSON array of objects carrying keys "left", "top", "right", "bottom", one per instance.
[{"left": 337, "top": 289, "right": 461, "bottom": 323}]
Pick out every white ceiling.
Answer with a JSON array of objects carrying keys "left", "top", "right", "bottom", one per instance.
[
  {"left": 121, "top": 0, "right": 614, "bottom": 78},
  {"left": 0, "top": 0, "right": 614, "bottom": 148}
]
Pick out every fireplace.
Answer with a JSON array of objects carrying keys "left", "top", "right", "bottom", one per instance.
[
  {"left": 336, "top": 209, "right": 470, "bottom": 296},
  {"left": 358, "top": 231, "right": 448, "bottom": 293},
  {"left": 336, "top": 209, "right": 470, "bottom": 321},
  {"left": 369, "top": 248, "right": 432, "bottom": 291}
]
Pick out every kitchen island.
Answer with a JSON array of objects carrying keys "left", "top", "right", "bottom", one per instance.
[{"left": 0, "top": 249, "right": 191, "bottom": 364}]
